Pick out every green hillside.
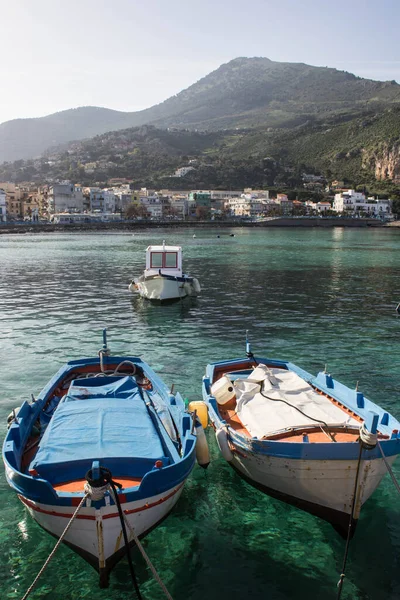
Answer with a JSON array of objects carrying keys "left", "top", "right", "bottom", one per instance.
[{"left": 1, "top": 109, "right": 399, "bottom": 196}]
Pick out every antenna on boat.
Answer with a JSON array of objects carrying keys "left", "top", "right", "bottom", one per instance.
[
  {"left": 355, "top": 380, "right": 359, "bottom": 392},
  {"left": 323, "top": 364, "right": 328, "bottom": 374},
  {"left": 245, "top": 330, "right": 251, "bottom": 356},
  {"left": 245, "top": 330, "right": 257, "bottom": 365},
  {"left": 99, "top": 329, "right": 110, "bottom": 373},
  {"left": 102, "top": 328, "right": 110, "bottom": 356},
  {"left": 163, "top": 239, "right": 165, "bottom": 251}
]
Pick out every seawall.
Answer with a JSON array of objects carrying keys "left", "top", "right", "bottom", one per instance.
[{"left": 0, "top": 217, "right": 386, "bottom": 235}]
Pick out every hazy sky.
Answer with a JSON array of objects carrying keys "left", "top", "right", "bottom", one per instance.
[{"left": 1, "top": 0, "right": 399, "bottom": 124}]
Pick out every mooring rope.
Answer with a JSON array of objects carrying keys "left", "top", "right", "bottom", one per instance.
[
  {"left": 336, "top": 440, "right": 364, "bottom": 600},
  {"left": 20, "top": 492, "right": 89, "bottom": 600},
  {"left": 359, "top": 422, "right": 378, "bottom": 449},
  {"left": 109, "top": 488, "right": 174, "bottom": 600},
  {"left": 108, "top": 478, "right": 143, "bottom": 600},
  {"left": 377, "top": 439, "right": 400, "bottom": 496}
]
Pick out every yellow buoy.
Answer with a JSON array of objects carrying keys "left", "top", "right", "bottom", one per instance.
[{"left": 188, "top": 400, "right": 209, "bottom": 429}]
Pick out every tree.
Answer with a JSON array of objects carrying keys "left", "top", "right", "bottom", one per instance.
[
  {"left": 196, "top": 206, "right": 210, "bottom": 220},
  {"left": 392, "top": 198, "right": 400, "bottom": 218},
  {"left": 125, "top": 203, "right": 149, "bottom": 219}
]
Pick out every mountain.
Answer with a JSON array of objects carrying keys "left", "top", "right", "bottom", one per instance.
[
  {"left": 1, "top": 57, "right": 400, "bottom": 163},
  {"left": 0, "top": 107, "right": 139, "bottom": 164}
]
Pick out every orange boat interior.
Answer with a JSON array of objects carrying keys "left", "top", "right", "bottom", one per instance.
[{"left": 212, "top": 362, "right": 388, "bottom": 444}]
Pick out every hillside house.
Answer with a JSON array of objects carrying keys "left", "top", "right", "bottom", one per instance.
[{"left": 174, "top": 166, "right": 195, "bottom": 177}]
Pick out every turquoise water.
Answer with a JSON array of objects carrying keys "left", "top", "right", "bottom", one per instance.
[{"left": 0, "top": 227, "right": 399, "bottom": 600}]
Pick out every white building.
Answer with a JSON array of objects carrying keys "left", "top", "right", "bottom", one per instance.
[
  {"left": 87, "top": 188, "right": 116, "bottom": 213},
  {"left": 210, "top": 190, "right": 243, "bottom": 200},
  {"left": 225, "top": 193, "right": 271, "bottom": 218},
  {"left": 0, "top": 188, "right": 6, "bottom": 222},
  {"left": 110, "top": 185, "right": 134, "bottom": 213},
  {"left": 141, "top": 195, "right": 162, "bottom": 219},
  {"left": 305, "top": 200, "right": 332, "bottom": 214},
  {"left": 169, "top": 195, "right": 188, "bottom": 219},
  {"left": 48, "top": 183, "right": 85, "bottom": 214},
  {"left": 174, "top": 166, "right": 195, "bottom": 177},
  {"left": 334, "top": 190, "right": 393, "bottom": 218},
  {"left": 333, "top": 190, "right": 365, "bottom": 213}
]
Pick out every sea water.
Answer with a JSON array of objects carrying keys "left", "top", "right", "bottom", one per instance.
[{"left": 0, "top": 227, "right": 399, "bottom": 600}]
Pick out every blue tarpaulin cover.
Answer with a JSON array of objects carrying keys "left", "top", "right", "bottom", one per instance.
[{"left": 31, "top": 376, "right": 164, "bottom": 475}]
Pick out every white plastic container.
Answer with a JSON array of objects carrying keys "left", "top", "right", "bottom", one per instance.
[{"left": 211, "top": 375, "right": 236, "bottom": 405}]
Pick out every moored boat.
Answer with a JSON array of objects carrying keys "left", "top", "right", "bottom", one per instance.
[
  {"left": 202, "top": 343, "right": 400, "bottom": 538},
  {"left": 3, "top": 331, "right": 197, "bottom": 588},
  {"left": 129, "top": 242, "right": 201, "bottom": 302}
]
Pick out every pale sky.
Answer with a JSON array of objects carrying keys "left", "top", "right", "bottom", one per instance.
[{"left": 1, "top": 0, "right": 399, "bottom": 125}]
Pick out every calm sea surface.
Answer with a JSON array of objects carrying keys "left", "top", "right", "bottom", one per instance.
[{"left": 0, "top": 227, "right": 399, "bottom": 600}]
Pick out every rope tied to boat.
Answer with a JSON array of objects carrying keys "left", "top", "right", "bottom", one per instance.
[
  {"left": 20, "top": 493, "right": 89, "bottom": 600},
  {"left": 109, "top": 487, "right": 174, "bottom": 600},
  {"left": 359, "top": 422, "right": 378, "bottom": 449},
  {"left": 85, "top": 466, "right": 143, "bottom": 599},
  {"left": 85, "top": 465, "right": 116, "bottom": 500},
  {"left": 337, "top": 424, "right": 379, "bottom": 599},
  {"left": 84, "top": 481, "right": 110, "bottom": 500},
  {"left": 336, "top": 440, "right": 364, "bottom": 600},
  {"left": 377, "top": 439, "right": 400, "bottom": 497}
]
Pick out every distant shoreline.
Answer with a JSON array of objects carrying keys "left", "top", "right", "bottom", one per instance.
[{"left": 0, "top": 217, "right": 395, "bottom": 235}]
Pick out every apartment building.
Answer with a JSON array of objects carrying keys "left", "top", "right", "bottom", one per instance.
[
  {"left": 48, "top": 183, "right": 85, "bottom": 213},
  {"left": 334, "top": 190, "right": 393, "bottom": 218}
]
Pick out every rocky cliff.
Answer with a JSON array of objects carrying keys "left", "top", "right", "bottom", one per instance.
[{"left": 363, "top": 142, "right": 400, "bottom": 182}]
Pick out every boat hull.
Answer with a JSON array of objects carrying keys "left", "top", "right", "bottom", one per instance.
[
  {"left": 226, "top": 443, "right": 395, "bottom": 537},
  {"left": 19, "top": 482, "right": 184, "bottom": 586},
  {"left": 130, "top": 275, "right": 198, "bottom": 302}
]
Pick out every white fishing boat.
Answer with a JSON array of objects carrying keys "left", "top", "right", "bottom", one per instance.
[
  {"left": 3, "top": 331, "right": 197, "bottom": 589},
  {"left": 202, "top": 338, "right": 400, "bottom": 538},
  {"left": 129, "top": 242, "right": 201, "bottom": 302}
]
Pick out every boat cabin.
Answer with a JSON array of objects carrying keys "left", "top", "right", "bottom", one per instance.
[{"left": 145, "top": 245, "right": 183, "bottom": 277}]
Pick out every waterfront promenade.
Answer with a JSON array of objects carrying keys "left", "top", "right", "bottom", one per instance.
[{"left": 0, "top": 216, "right": 392, "bottom": 235}]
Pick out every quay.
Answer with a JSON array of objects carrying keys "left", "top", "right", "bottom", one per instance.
[{"left": 0, "top": 217, "right": 392, "bottom": 235}]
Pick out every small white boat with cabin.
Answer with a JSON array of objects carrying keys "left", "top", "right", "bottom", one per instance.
[{"left": 129, "top": 243, "right": 201, "bottom": 302}]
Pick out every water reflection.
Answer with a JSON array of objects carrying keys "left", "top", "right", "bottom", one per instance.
[
  {"left": 0, "top": 229, "right": 400, "bottom": 600},
  {"left": 129, "top": 294, "right": 198, "bottom": 327}
]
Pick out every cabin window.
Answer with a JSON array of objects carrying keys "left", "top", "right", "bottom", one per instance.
[
  {"left": 150, "top": 252, "right": 163, "bottom": 268},
  {"left": 150, "top": 251, "right": 179, "bottom": 269},
  {"left": 165, "top": 252, "right": 178, "bottom": 268}
]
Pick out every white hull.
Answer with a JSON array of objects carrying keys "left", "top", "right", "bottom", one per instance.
[
  {"left": 230, "top": 450, "right": 394, "bottom": 528},
  {"left": 130, "top": 276, "right": 199, "bottom": 301},
  {"left": 19, "top": 483, "right": 183, "bottom": 573}
]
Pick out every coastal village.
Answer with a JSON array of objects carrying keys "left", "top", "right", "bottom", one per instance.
[{"left": 0, "top": 178, "right": 395, "bottom": 224}]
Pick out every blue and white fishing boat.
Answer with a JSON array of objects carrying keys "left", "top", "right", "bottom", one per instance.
[
  {"left": 129, "top": 242, "right": 201, "bottom": 302},
  {"left": 202, "top": 340, "right": 400, "bottom": 537},
  {"left": 3, "top": 332, "right": 197, "bottom": 588}
]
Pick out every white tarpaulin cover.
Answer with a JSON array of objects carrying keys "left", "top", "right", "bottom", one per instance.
[{"left": 234, "top": 367, "right": 359, "bottom": 439}]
